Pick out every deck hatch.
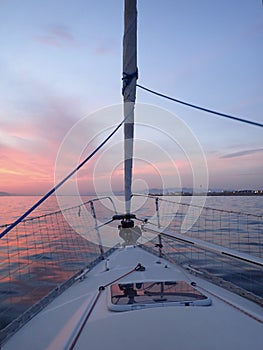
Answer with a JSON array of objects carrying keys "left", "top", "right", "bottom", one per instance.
[{"left": 108, "top": 281, "right": 211, "bottom": 311}]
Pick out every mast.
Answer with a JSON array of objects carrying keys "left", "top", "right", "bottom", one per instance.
[{"left": 122, "top": 0, "right": 138, "bottom": 215}]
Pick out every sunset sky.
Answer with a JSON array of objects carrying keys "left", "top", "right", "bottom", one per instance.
[{"left": 0, "top": 0, "right": 262, "bottom": 196}]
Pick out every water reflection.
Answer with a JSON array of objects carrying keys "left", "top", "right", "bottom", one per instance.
[
  {"left": 0, "top": 197, "right": 113, "bottom": 331},
  {"left": 0, "top": 195, "right": 262, "bottom": 331}
]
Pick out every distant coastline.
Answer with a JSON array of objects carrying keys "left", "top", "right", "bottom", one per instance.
[
  {"left": 1, "top": 190, "right": 263, "bottom": 197},
  {"left": 0, "top": 192, "right": 13, "bottom": 196},
  {"left": 149, "top": 190, "right": 263, "bottom": 196},
  {"left": 0, "top": 192, "right": 40, "bottom": 197}
]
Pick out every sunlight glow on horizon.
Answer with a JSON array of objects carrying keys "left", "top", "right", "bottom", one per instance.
[{"left": 0, "top": 1, "right": 262, "bottom": 195}]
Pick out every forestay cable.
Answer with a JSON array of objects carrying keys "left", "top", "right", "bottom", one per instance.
[{"left": 137, "top": 84, "right": 263, "bottom": 128}]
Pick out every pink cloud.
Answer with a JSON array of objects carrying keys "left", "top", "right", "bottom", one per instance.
[
  {"left": 0, "top": 91, "right": 102, "bottom": 195},
  {"left": 36, "top": 35, "right": 62, "bottom": 48},
  {"left": 94, "top": 39, "right": 117, "bottom": 56},
  {"left": 36, "top": 24, "right": 78, "bottom": 48},
  {"left": 51, "top": 25, "right": 76, "bottom": 43},
  {"left": 0, "top": 143, "right": 54, "bottom": 194},
  {"left": 0, "top": 92, "right": 87, "bottom": 194}
]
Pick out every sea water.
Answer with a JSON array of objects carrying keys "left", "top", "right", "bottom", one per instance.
[
  {"left": 1, "top": 195, "right": 262, "bottom": 226},
  {"left": 0, "top": 195, "right": 262, "bottom": 331}
]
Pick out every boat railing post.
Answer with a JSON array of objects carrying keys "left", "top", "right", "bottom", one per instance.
[
  {"left": 155, "top": 197, "right": 161, "bottom": 228},
  {"left": 89, "top": 201, "right": 104, "bottom": 259},
  {"left": 155, "top": 197, "right": 163, "bottom": 257}
]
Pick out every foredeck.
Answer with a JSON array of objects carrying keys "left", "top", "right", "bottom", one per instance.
[{"left": 3, "top": 245, "right": 263, "bottom": 350}]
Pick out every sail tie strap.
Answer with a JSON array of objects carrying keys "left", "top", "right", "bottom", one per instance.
[{"left": 122, "top": 69, "right": 138, "bottom": 96}]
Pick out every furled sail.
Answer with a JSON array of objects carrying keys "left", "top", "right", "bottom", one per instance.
[{"left": 122, "top": 0, "right": 138, "bottom": 215}]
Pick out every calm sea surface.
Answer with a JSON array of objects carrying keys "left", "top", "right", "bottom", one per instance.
[
  {"left": 1, "top": 195, "right": 262, "bottom": 226},
  {"left": 0, "top": 195, "right": 262, "bottom": 332}
]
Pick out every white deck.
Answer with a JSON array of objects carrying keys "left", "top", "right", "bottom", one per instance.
[{"left": 3, "top": 246, "right": 263, "bottom": 350}]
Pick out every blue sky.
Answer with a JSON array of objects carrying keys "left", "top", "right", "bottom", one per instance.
[{"left": 0, "top": 0, "right": 262, "bottom": 195}]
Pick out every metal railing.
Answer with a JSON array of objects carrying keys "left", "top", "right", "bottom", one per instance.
[
  {"left": 133, "top": 194, "right": 263, "bottom": 303},
  {"left": 1, "top": 193, "right": 263, "bottom": 342},
  {"left": 132, "top": 194, "right": 263, "bottom": 259},
  {"left": 0, "top": 197, "right": 117, "bottom": 336}
]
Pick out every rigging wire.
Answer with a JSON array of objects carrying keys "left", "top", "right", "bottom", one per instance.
[
  {"left": 0, "top": 115, "right": 129, "bottom": 239},
  {"left": 137, "top": 84, "right": 263, "bottom": 128}
]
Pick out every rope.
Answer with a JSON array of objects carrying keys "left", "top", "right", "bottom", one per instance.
[
  {"left": 68, "top": 263, "right": 145, "bottom": 349},
  {"left": 137, "top": 84, "right": 263, "bottom": 128},
  {"left": 68, "top": 289, "right": 103, "bottom": 350},
  {"left": 0, "top": 116, "right": 128, "bottom": 239},
  {"left": 103, "top": 262, "right": 144, "bottom": 288}
]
